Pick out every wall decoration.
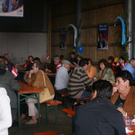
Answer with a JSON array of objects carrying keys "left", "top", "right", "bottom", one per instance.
[
  {"left": 60, "top": 28, "right": 66, "bottom": 49},
  {"left": 98, "top": 23, "right": 108, "bottom": 50}
]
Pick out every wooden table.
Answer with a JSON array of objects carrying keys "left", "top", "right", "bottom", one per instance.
[
  {"left": 17, "top": 82, "right": 44, "bottom": 129},
  {"left": 45, "top": 73, "right": 56, "bottom": 77}
]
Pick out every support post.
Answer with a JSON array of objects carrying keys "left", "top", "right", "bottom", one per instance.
[{"left": 47, "top": 6, "right": 51, "bottom": 60}]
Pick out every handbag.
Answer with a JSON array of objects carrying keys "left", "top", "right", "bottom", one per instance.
[{"left": 39, "top": 70, "right": 52, "bottom": 103}]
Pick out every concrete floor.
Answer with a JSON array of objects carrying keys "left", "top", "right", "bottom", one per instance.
[{"left": 9, "top": 96, "right": 73, "bottom": 135}]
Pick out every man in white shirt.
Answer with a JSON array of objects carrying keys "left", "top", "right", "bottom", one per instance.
[
  {"left": 55, "top": 60, "right": 75, "bottom": 107},
  {"left": 55, "top": 60, "right": 71, "bottom": 93}
]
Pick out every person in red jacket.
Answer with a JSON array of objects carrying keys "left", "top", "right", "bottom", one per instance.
[{"left": 22, "top": 55, "right": 33, "bottom": 68}]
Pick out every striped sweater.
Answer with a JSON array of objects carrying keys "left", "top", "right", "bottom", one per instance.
[{"left": 67, "top": 66, "right": 93, "bottom": 99}]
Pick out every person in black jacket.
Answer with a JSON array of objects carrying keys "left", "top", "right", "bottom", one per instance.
[{"left": 74, "top": 80, "right": 126, "bottom": 135}]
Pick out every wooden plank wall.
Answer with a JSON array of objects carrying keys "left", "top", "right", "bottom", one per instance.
[{"left": 51, "top": 0, "right": 124, "bottom": 63}]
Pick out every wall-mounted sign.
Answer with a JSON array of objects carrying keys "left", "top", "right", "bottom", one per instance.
[
  {"left": 60, "top": 28, "right": 66, "bottom": 49},
  {"left": 98, "top": 23, "right": 108, "bottom": 50}
]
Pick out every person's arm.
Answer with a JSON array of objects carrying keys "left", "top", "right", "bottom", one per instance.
[
  {"left": 0, "top": 93, "right": 12, "bottom": 130},
  {"left": 31, "top": 71, "right": 43, "bottom": 88},
  {"left": 94, "top": 71, "right": 99, "bottom": 78},
  {"left": 80, "top": 72, "right": 93, "bottom": 86},
  {"left": 73, "top": 108, "right": 86, "bottom": 135},
  {"left": 114, "top": 112, "right": 126, "bottom": 135},
  {"left": 9, "top": 73, "right": 21, "bottom": 90}
]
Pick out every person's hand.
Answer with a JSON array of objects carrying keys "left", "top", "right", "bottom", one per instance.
[
  {"left": 73, "top": 62, "right": 77, "bottom": 66},
  {"left": 117, "top": 107, "right": 126, "bottom": 116},
  {"left": 112, "top": 63, "right": 116, "bottom": 66},
  {"left": 26, "top": 71, "right": 30, "bottom": 75},
  {"left": 29, "top": 69, "right": 34, "bottom": 74},
  {"left": 2, "top": 0, "right": 8, "bottom": 10},
  {"left": 45, "top": 68, "right": 49, "bottom": 73},
  {"left": 112, "top": 86, "right": 118, "bottom": 96},
  {"left": 48, "top": 70, "right": 52, "bottom": 73},
  {"left": 10, "top": 0, "right": 19, "bottom": 7}
]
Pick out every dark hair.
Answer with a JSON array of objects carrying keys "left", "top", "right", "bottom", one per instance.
[
  {"left": 108, "top": 56, "right": 114, "bottom": 62},
  {"left": 60, "top": 55, "right": 64, "bottom": 60},
  {"left": 33, "top": 57, "right": 40, "bottom": 62},
  {"left": 0, "top": 61, "right": 6, "bottom": 69},
  {"left": 98, "top": 59, "right": 109, "bottom": 69},
  {"left": 79, "top": 59, "right": 88, "bottom": 67},
  {"left": 92, "top": 80, "right": 113, "bottom": 100},
  {"left": 129, "top": 58, "right": 135, "bottom": 63},
  {"left": 0, "top": 56, "right": 5, "bottom": 61},
  {"left": 70, "top": 52, "right": 76, "bottom": 55},
  {"left": 116, "top": 70, "right": 133, "bottom": 86},
  {"left": 87, "top": 58, "right": 92, "bottom": 64},
  {"left": 28, "top": 55, "right": 33, "bottom": 60},
  {"left": 3, "top": 53, "right": 8, "bottom": 57},
  {"left": 119, "top": 56, "right": 126, "bottom": 63}
]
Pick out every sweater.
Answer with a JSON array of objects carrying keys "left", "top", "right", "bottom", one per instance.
[
  {"left": 67, "top": 66, "right": 93, "bottom": 98},
  {"left": 28, "top": 70, "right": 55, "bottom": 96},
  {"left": 54, "top": 66, "right": 69, "bottom": 90},
  {"left": 110, "top": 86, "right": 135, "bottom": 117}
]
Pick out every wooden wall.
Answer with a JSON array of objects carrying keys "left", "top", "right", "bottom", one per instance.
[{"left": 51, "top": 0, "right": 124, "bottom": 63}]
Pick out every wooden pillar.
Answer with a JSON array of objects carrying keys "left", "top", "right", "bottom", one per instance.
[{"left": 47, "top": 6, "right": 51, "bottom": 60}]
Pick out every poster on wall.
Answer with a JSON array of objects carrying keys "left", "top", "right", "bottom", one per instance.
[
  {"left": 60, "top": 28, "right": 66, "bottom": 49},
  {"left": 0, "top": 0, "right": 23, "bottom": 17},
  {"left": 98, "top": 23, "right": 108, "bottom": 50}
]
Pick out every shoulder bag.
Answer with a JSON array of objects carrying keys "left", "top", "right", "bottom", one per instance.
[{"left": 39, "top": 70, "right": 52, "bottom": 103}]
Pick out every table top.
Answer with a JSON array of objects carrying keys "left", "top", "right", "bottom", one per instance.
[
  {"left": 45, "top": 73, "right": 56, "bottom": 77},
  {"left": 17, "top": 67, "right": 26, "bottom": 70},
  {"left": 17, "top": 82, "right": 44, "bottom": 94}
]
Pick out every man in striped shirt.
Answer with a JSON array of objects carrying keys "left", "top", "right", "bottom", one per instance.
[{"left": 68, "top": 59, "right": 93, "bottom": 99}]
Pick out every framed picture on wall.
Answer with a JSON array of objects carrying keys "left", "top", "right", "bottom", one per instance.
[
  {"left": 98, "top": 23, "right": 108, "bottom": 50},
  {"left": 60, "top": 28, "right": 66, "bottom": 49}
]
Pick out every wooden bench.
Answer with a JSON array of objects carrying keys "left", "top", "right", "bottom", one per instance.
[
  {"left": 34, "top": 131, "right": 57, "bottom": 135},
  {"left": 45, "top": 99, "right": 62, "bottom": 124},
  {"left": 55, "top": 90, "right": 69, "bottom": 106}
]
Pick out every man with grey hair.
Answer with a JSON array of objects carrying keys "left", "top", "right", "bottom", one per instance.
[
  {"left": 55, "top": 60, "right": 71, "bottom": 93},
  {"left": 45, "top": 55, "right": 61, "bottom": 73},
  {"left": 122, "top": 58, "right": 135, "bottom": 80},
  {"left": 55, "top": 60, "right": 75, "bottom": 107}
]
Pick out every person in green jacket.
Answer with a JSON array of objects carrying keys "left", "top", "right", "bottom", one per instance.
[
  {"left": 0, "top": 59, "right": 21, "bottom": 121},
  {"left": 94, "top": 59, "right": 115, "bottom": 84}
]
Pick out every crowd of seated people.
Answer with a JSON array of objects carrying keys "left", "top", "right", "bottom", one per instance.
[{"left": 2, "top": 51, "right": 135, "bottom": 135}]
